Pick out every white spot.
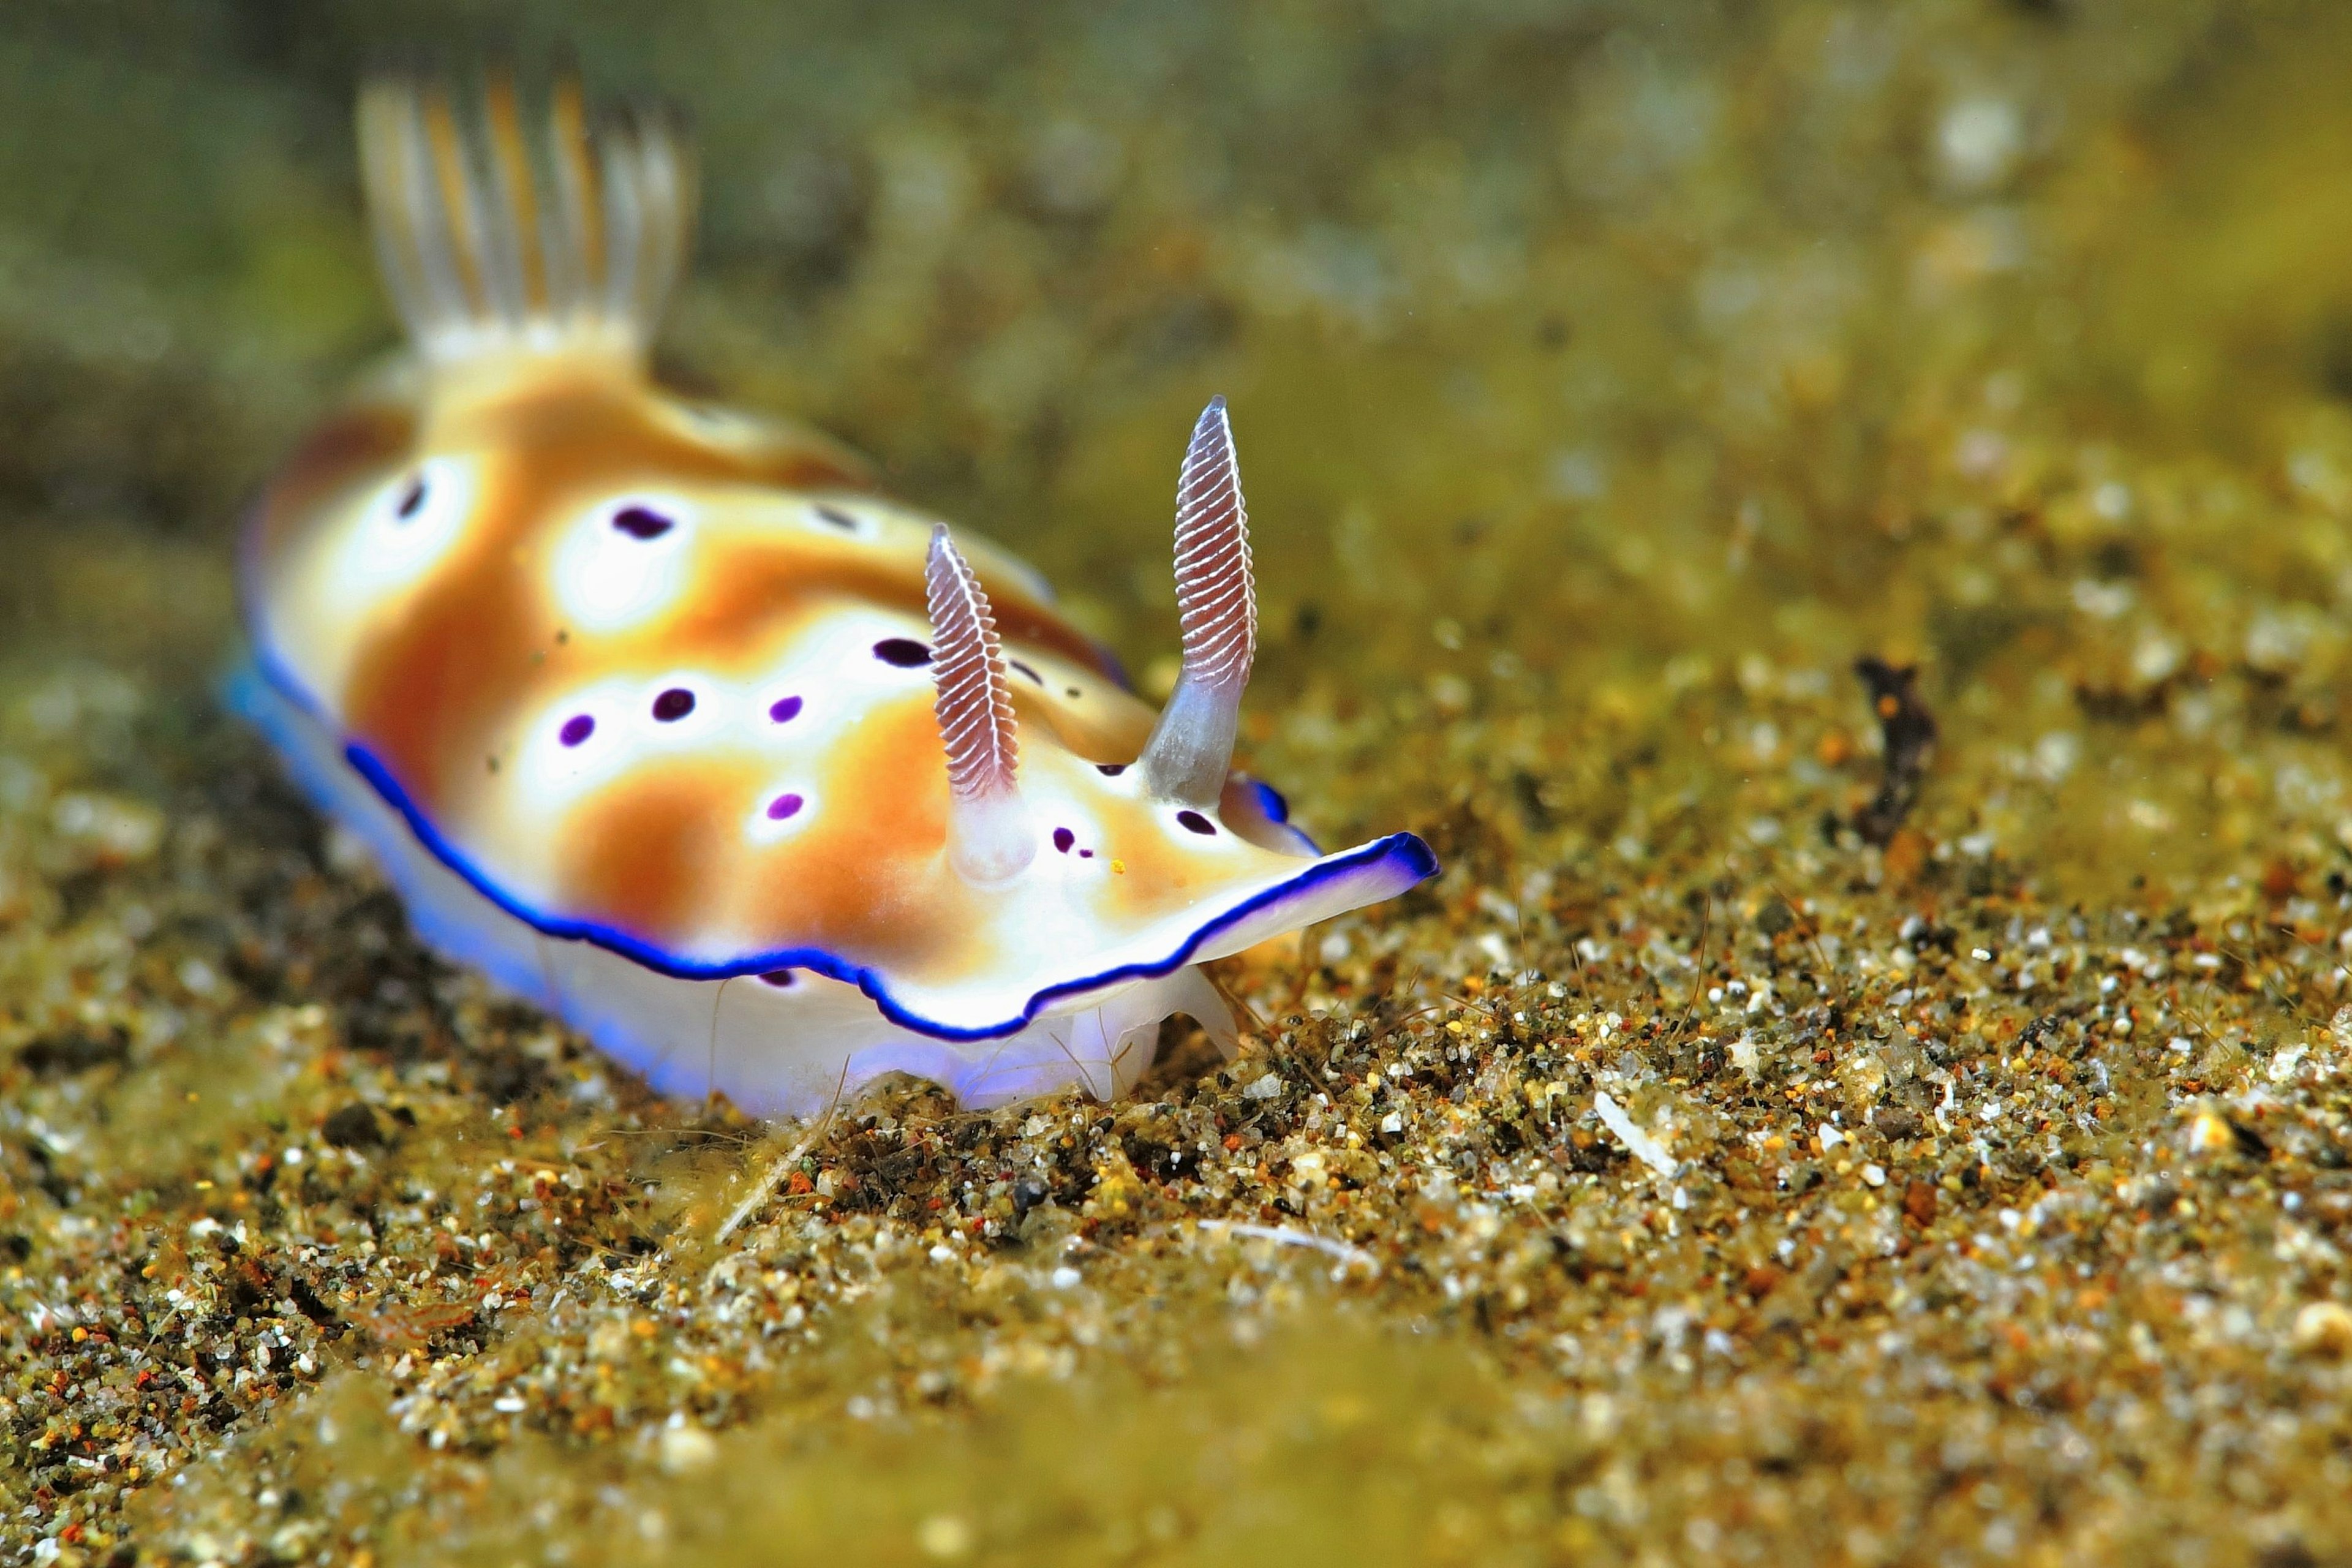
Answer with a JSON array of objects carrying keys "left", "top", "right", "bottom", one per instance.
[
  {"left": 514, "top": 682, "right": 660, "bottom": 810},
  {"left": 1547, "top": 448, "right": 1608, "bottom": 501},
  {"left": 2070, "top": 578, "right": 2133, "bottom": 619},
  {"left": 1937, "top": 97, "right": 2023, "bottom": 192},
  {"left": 2031, "top": 731, "right": 2079, "bottom": 784},
  {"left": 658, "top": 1423, "right": 719, "bottom": 1474},
  {"left": 2132, "top": 633, "right": 2183, "bottom": 685},
  {"left": 551, "top": 494, "right": 696, "bottom": 631},
  {"left": 1955, "top": 429, "right": 2008, "bottom": 479},
  {"left": 337, "top": 458, "right": 475, "bottom": 598}
]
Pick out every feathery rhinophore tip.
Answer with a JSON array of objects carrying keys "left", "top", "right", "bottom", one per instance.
[
  {"left": 1140, "top": 396, "right": 1258, "bottom": 807},
  {"left": 1172, "top": 394, "right": 1257, "bottom": 692},
  {"left": 924, "top": 526, "right": 1033, "bottom": 883},
  {"left": 356, "top": 69, "right": 696, "bottom": 366}
]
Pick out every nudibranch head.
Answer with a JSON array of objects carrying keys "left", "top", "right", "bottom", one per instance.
[{"left": 235, "top": 68, "right": 1438, "bottom": 1116}]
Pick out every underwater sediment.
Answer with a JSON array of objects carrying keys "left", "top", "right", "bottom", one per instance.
[{"left": 6, "top": 2, "right": 2352, "bottom": 1563}]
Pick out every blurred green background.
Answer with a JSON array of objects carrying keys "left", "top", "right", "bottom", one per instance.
[{"left": 10, "top": 0, "right": 2352, "bottom": 891}]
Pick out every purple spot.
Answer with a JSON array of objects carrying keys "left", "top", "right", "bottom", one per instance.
[
  {"left": 874, "top": 638, "right": 931, "bottom": 667},
  {"left": 612, "top": 505, "right": 674, "bottom": 540},
  {"left": 760, "top": 968, "right": 797, "bottom": 987},
  {"left": 559, "top": 714, "right": 595, "bottom": 747},
  {"left": 1010, "top": 660, "right": 1043, "bottom": 684},
  {"left": 766, "top": 792, "right": 805, "bottom": 821},
  {"left": 1177, "top": 810, "right": 1216, "bottom": 836},
  {"left": 768, "top": 695, "right": 804, "bottom": 723},
  {"left": 1096, "top": 763, "right": 1126, "bottom": 777},
  {"left": 1052, "top": 827, "right": 1075, "bottom": 853},
  {"left": 815, "top": 505, "right": 859, "bottom": 531},
  {"left": 394, "top": 475, "right": 426, "bottom": 519},
  {"left": 652, "top": 688, "right": 696, "bottom": 722},
  {"left": 1079, "top": 848, "right": 1095, "bottom": 858}
]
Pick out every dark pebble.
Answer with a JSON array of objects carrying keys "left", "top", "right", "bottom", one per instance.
[{"left": 321, "top": 1102, "right": 385, "bottom": 1150}]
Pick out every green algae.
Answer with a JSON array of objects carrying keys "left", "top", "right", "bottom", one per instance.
[{"left": 7, "top": 2, "right": 2352, "bottom": 1564}]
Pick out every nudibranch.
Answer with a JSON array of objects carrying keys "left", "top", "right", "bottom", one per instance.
[{"left": 232, "top": 72, "right": 1438, "bottom": 1116}]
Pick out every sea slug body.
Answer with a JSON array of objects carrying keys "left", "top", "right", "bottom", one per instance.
[{"left": 232, "top": 69, "right": 1438, "bottom": 1116}]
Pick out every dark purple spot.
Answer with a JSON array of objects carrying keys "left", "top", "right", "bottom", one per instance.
[
  {"left": 815, "top": 505, "right": 859, "bottom": 531},
  {"left": 1010, "top": 660, "right": 1043, "bottom": 684},
  {"left": 559, "top": 714, "right": 595, "bottom": 747},
  {"left": 1096, "top": 763, "right": 1126, "bottom": 777},
  {"left": 874, "top": 638, "right": 931, "bottom": 667},
  {"left": 760, "top": 968, "right": 796, "bottom": 987},
  {"left": 766, "top": 792, "right": 805, "bottom": 821},
  {"left": 394, "top": 475, "right": 426, "bottom": 519},
  {"left": 768, "top": 695, "right": 804, "bottom": 723},
  {"left": 1176, "top": 810, "right": 1216, "bottom": 836},
  {"left": 652, "top": 688, "right": 696, "bottom": 722},
  {"left": 612, "top": 505, "right": 674, "bottom": 540},
  {"left": 1052, "top": 827, "right": 1075, "bottom": 853},
  {"left": 1079, "top": 848, "right": 1095, "bottom": 858}
]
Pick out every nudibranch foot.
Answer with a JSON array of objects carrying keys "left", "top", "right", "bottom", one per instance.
[{"left": 232, "top": 659, "right": 1431, "bottom": 1117}]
